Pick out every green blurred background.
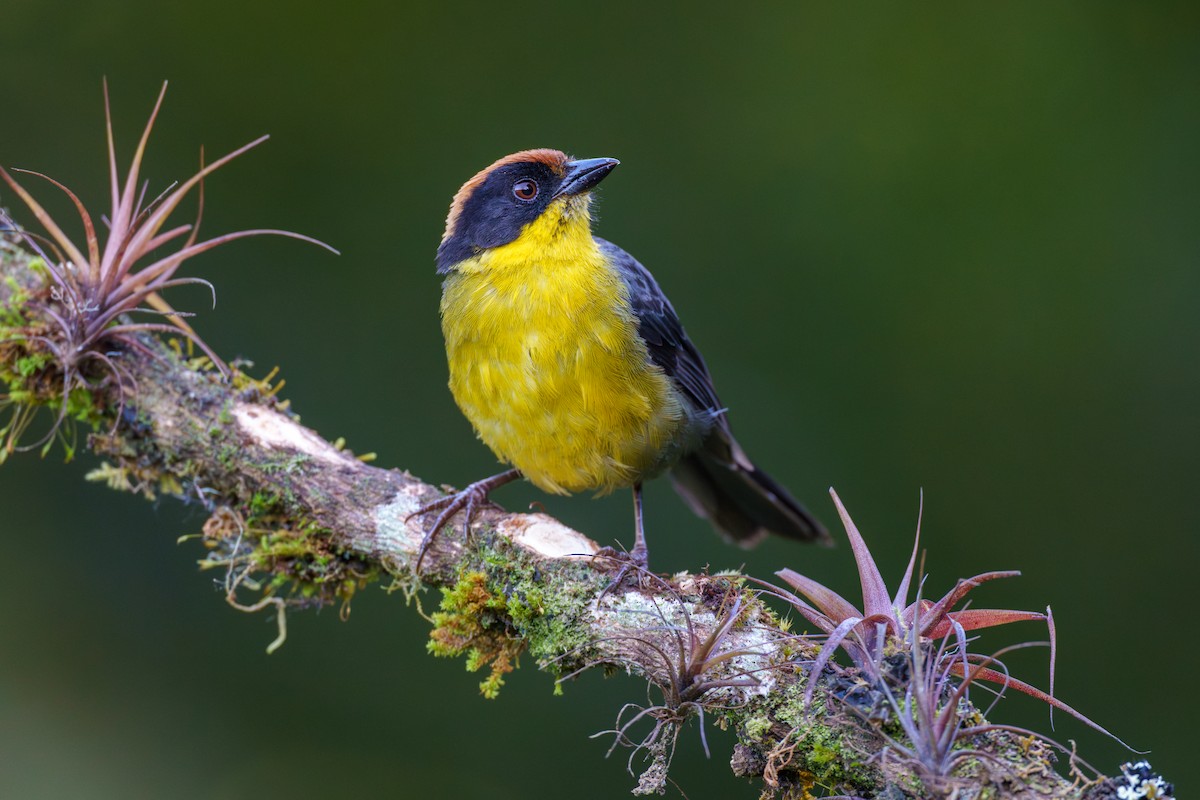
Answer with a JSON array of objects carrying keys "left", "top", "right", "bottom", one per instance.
[{"left": 1, "top": 2, "right": 1195, "bottom": 797}]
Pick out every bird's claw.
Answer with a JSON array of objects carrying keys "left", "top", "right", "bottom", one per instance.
[
  {"left": 407, "top": 483, "right": 498, "bottom": 572},
  {"left": 593, "top": 545, "right": 651, "bottom": 602},
  {"left": 405, "top": 469, "right": 521, "bottom": 574}
]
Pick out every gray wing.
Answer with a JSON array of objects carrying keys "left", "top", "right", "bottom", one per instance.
[
  {"left": 600, "top": 237, "right": 830, "bottom": 546},
  {"left": 598, "top": 237, "right": 725, "bottom": 423}
]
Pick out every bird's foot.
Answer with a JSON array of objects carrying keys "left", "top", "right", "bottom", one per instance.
[
  {"left": 406, "top": 471, "right": 518, "bottom": 572},
  {"left": 593, "top": 544, "right": 652, "bottom": 602}
]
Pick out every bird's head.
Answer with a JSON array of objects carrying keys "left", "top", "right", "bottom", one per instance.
[{"left": 436, "top": 148, "right": 619, "bottom": 273}]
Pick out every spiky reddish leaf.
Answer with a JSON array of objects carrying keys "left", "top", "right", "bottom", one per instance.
[
  {"left": 922, "top": 608, "right": 1047, "bottom": 639},
  {"left": 13, "top": 169, "right": 100, "bottom": 279},
  {"left": 100, "top": 81, "right": 168, "bottom": 297},
  {"left": 915, "top": 570, "right": 1021, "bottom": 637},
  {"left": 113, "top": 135, "right": 271, "bottom": 289},
  {"left": 891, "top": 489, "right": 924, "bottom": 610},
  {"left": 829, "top": 488, "right": 893, "bottom": 624},
  {"left": 950, "top": 662, "right": 1135, "bottom": 750},
  {"left": 0, "top": 166, "right": 90, "bottom": 273},
  {"left": 775, "top": 568, "right": 859, "bottom": 629}
]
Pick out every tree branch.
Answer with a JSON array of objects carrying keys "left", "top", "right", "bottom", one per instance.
[{"left": 0, "top": 235, "right": 1144, "bottom": 798}]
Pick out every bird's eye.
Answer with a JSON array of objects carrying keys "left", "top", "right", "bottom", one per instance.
[{"left": 512, "top": 179, "right": 539, "bottom": 201}]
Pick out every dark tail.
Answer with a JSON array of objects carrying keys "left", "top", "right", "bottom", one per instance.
[{"left": 669, "top": 428, "right": 830, "bottom": 548}]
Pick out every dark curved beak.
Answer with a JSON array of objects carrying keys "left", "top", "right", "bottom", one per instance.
[{"left": 554, "top": 157, "right": 619, "bottom": 198}]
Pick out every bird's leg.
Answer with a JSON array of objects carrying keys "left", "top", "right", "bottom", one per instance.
[
  {"left": 407, "top": 468, "right": 522, "bottom": 572},
  {"left": 630, "top": 482, "right": 648, "bottom": 564},
  {"left": 595, "top": 483, "right": 651, "bottom": 600}
]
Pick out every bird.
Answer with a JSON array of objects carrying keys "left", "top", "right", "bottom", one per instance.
[{"left": 412, "top": 148, "right": 829, "bottom": 581}]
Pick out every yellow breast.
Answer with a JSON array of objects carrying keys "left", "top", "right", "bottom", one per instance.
[{"left": 439, "top": 202, "right": 686, "bottom": 495}]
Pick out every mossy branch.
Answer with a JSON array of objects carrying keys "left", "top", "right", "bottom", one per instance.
[{"left": 0, "top": 238, "right": 1135, "bottom": 799}]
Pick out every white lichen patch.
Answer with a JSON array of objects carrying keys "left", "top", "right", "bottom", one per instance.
[
  {"left": 233, "top": 403, "right": 350, "bottom": 466},
  {"left": 496, "top": 513, "right": 599, "bottom": 559},
  {"left": 721, "top": 625, "right": 782, "bottom": 699},
  {"left": 372, "top": 489, "right": 424, "bottom": 554}
]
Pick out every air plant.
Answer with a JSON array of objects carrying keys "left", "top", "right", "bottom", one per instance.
[
  {"left": 0, "top": 80, "right": 334, "bottom": 457},
  {"left": 555, "top": 583, "right": 776, "bottom": 794},
  {"left": 592, "top": 591, "right": 756, "bottom": 746},
  {"left": 864, "top": 580, "right": 1108, "bottom": 788},
  {"left": 764, "top": 488, "right": 1128, "bottom": 748},
  {"left": 874, "top": 608, "right": 981, "bottom": 782}
]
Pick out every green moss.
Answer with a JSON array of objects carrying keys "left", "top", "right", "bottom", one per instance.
[
  {"left": 733, "top": 667, "right": 877, "bottom": 794},
  {"left": 789, "top": 724, "right": 868, "bottom": 788},
  {"left": 15, "top": 352, "right": 51, "bottom": 377},
  {"left": 427, "top": 570, "right": 524, "bottom": 699},
  {"left": 807, "top": 742, "right": 838, "bottom": 771},
  {"left": 260, "top": 453, "right": 312, "bottom": 475},
  {"left": 743, "top": 714, "right": 774, "bottom": 742},
  {"left": 0, "top": 273, "right": 33, "bottom": 328},
  {"left": 248, "top": 490, "right": 283, "bottom": 517},
  {"left": 0, "top": 323, "right": 105, "bottom": 461},
  {"left": 424, "top": 534, "right": 606, "bottom": 699},
  {"left": 190, "top": 478, "right": 380, "bottom": 634}
]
